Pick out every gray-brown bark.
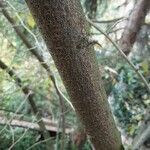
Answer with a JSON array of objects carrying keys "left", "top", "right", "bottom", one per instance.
[
  {"left": 25, "top": 0, "right": 123, "bottom": 149},
  {"left": 120, "top": 0, "right": 150, "bottom": 55}
]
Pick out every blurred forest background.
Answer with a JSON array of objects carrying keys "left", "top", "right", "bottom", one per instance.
[{"left": 0, "top": 0, "right": 149, "bottom": 149}]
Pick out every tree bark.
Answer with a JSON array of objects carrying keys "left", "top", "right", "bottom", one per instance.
[
  {"left": 25, "top": 0, "right": 123, "bottom": 149},
  {"left": 120, "top": 0, "right": 150, "bottom": 55}
]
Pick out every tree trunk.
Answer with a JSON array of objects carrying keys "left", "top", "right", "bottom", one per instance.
[
  {"left": 120, "top": 0, "right": 150, "bottom": 55},
  {"left": 25, "top": 0, "right": 123, "bottom": 149}
]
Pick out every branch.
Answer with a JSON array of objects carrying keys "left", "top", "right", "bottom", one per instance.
[
  {"left": 92, "top": 17, "right": 124, "bottom": 24},
  {"left": 27, "top": 137, "right": 55, "bottom": 150},
  {"left": 0, "top": 108, "right": 26, "bottom": 116},
  {"left": 0, "top": 116, "right": 72, "bottom": 134},
  {"left": 0, "top": 0, "right": 74, "bottom": 111},
  {"left": 120, "top": 0, "right": 150, "bottom": 55},
  {"left": 0, "top": 60, "right": 52, "bottom": 150},
  {"left": 8, "top": 116, "right": 37, "bottom": 150},
  {"left": 132, "top": 121, "right": 150, "bottom": 149},
  {"left": 0, "top": 3, "right": 74, "bottom": 149},
  {"left": 87, "top": 19, "right": 150, "bottom": 94}
]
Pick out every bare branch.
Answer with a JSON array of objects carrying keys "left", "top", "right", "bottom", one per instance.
[
  {"left": 0, "top": 60, "right": 52, "bottom": 150},
  {"left": 87, "top": 18, "right": 150, "bottom": 94},
  {"left": 0, "top": 1, "right": 74, "bottom": 111},
  {"left": 92, "top": 17, "right": 124, "bottom": 24},
  {"left": 0, "top": 116, "right": 73, "bottom": 133}
]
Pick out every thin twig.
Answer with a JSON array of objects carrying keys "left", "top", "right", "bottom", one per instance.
[
  {"left": 0, "top": 92, "right": 30, "bottom": 134},
  {"left": 27, "top": 137, "right": 55, "bottom": 150},
  {"left": 0, "top": 2, "right": 74, "bottom": 111},
  {"left": 87, "top": 18, "right": 150, "bottom": 94},
  {"left": 56, "top": 112, "right": 62, "bottom": 150},
  {"left": 5, "top": 0, "right": 41, "bottom": 49},
  {"left": 91, "top": 17, "right": 124, "bottom": 24},
  {"left": 8, "top": 124, "right": 15, "bottom": 145},
  {"left": 8, "top": 115, "right": 37, "bottom": 150},
  {"left": 59, "top": 97, "right": 65, "bottom": 150},
  {"left": 9, "top": 129, "right": 28, "bottom": 149},
  {"left": 0, "top": 60, "right": 52, "bottom": 150}
]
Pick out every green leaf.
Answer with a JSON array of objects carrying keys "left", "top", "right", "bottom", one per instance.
[
  {"left": 27, "top": 13, "right": 36, "bottom": 28},
  {"left": 141, "top": 60, "right": 149, "bottom": 73}
]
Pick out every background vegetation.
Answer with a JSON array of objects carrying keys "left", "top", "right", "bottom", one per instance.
[{"left": 0, "top": 0, "right": 149, "bottom": 149}]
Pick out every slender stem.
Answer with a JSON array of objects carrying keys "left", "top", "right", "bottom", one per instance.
[
  {"left": 87, "top": 18, "right": 150, "bottom": 94},
  {"left": 0, "top": 60, "right": 52, "bottom": 150},
  {"left": 91, "top": 17, "right": 124, "bottom": 24},
  {"left": 0, "top": 1, "right": 74, "bottom": 110}
]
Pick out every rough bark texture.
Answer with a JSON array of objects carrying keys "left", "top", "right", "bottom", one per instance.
[
  {"left": 120, "top": 0, "right": 150, "bottom": 55},
  {"left": 25, "top": 0, "right": 122, "bottom": 149}
]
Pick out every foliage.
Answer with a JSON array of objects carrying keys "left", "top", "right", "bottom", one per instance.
[
  {"left": 0, "top": 0, "right": 149, "bottom": 149},
  {"left": 112, "top": 59, "right": 150, "bottom": 136},
  {"left": 0, "top": 127, "right": 46, "bottom": 150}
]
